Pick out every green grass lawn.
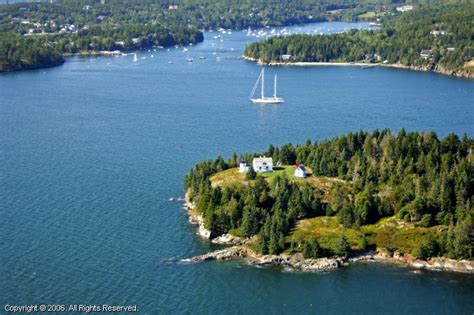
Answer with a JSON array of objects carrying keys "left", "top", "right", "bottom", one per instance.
[
  {"left": 464, "top": 60, "right": 474, "bottom": 73},
  {"left": 288, "top": 216, "right": 446, "bottom": 255},
  {"left": 360, "top": 217, "right": 446, "bottom": 254},
  {"left": 358, "top": 11, "right": 386, "bottom": 20},
  {"left": 259, "top": 166, "right": 294, "bottom": 180},
  {"left": 210, "top": 166, "right": 346, "bottom": 202},
  {"left": 210, "top": 166, "right": 296, "bottom": 187},
  {"left": 288, "top": 217, "right": 367, "bottom": 253}
]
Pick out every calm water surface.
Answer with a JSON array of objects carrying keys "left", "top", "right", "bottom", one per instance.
[{"left": 1, "top": 22, "right": 473, "bottom": 314}]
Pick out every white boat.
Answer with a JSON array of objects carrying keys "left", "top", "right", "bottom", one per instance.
[
  {"left": 249, "top": 68, "right": 284, "bottom": 104},
  {"left": 133, "top": 53, "right": 138, "bottom": 63}
]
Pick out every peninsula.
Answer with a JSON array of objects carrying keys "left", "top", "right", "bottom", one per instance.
[
  {"left": 183, "top": 130, "right": 474, "bottom": 273},
  {"left": 244, "top": 3, "right": 474, "bottom": 78}
]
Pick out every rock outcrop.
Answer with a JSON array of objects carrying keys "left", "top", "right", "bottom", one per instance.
[
  {"left": 348, "top": 250, "right": 474, "bottom": 273},
  {"left": 181, "top": 246, "right": 343, "bottom": 272},
  {"left": 181, "top": 246, "right": 248, "bottom": 263}
]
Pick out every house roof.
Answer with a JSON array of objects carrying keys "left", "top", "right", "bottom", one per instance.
[{"left": 253, "top": 157, "right": 273, "bottom": 165}]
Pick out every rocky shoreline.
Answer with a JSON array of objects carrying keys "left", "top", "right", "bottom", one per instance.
[
  {"left": 184, "top": 192, "right": 474, "bottom": 273},
  {"left": 181, "top": 244, "right": 474, "bottom": 273},
  {"left": 185, "top": 192, "right": 250, "bottom": 245},
  {"left": 243, "top": 56, "right": 474, "bottom": 79}
]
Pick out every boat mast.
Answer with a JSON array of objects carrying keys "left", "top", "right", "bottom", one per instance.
[
  {"left": 261, "top": 68, "right": 265, "bottom": 98},
  {"left": 274, "top": 75, "right": 277, "bottom": 98}
]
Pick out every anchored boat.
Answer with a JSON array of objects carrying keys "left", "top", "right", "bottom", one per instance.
[{"left": 249, "top": 68, "right": 284, "bottom": 104}]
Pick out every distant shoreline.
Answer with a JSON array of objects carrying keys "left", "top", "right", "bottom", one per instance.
[{"left": 243, "top": 56, "right": 474, "bottom": 79}]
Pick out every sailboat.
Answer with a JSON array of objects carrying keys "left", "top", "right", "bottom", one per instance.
[
  {"left": 133, "top": 53, "right": 138, "bottom": 63},
  {"left": 249, "top": 68, "right": 284, "bottom": 104}
]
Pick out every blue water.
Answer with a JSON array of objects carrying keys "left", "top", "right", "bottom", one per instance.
[{"left": 1, "top": 22, "right": 473, "bottom": 314}]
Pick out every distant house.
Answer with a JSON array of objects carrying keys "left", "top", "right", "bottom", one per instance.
[
  {"left": 446, "top": 47, "right": 456, "bottom": 52},
  {"left": 252, "top": 156, "right": 273, "bottom": 172},
  {"left": 396, "top": 5, "right": 413, "bottom": 13},
  {"left": 169, "top": 5, "right": 178, "bottom": 10},
  {"left": 239, "top": 161, "right": 249, "bottom": 173},
  {"left": 420, "top": 50, "right": 432, "bottom": 59},
  {"left": 430, "top": 30, "right": 446, "bottom": 36},
  {"left": 281, "top": 54, "right": 292, "bottom": 61},
  {"left": 294, "top": 165, "right": 307, "bottom": 178}
]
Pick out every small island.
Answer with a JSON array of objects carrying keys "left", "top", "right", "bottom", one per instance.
[
  {"left": 183, "top": 130, "right": 474, "bottom": 273},
  {"left": 244, "top": 3, "right": 474, "bottom": 78}
]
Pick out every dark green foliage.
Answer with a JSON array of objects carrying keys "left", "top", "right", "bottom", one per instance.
[
  {"left": 185, "top": 130, "right": 473, "bottom": 259},
  {"left": 442, "top": 214, "right": 474, "bottom": 259},
  {"left": 246, "top": 167, "right": 257, "bottom": 180},
  {"left": 335, "top": 235, "right": 351, "bottom": 257},
  {"left": 244, "top": 3, "right": 474, "bottom": 74},
  {"left": 302, "top": 238, "right": 323, "bottom": 258},
  {"left": 413, "top": 235, "right": 439, "bottom": 259},
  {"left": 419, "top": 214, "right": 434, "bottom": 227},
  {"left": 0, "top": 33, "right": 64, "bottom": 71},
  {"left": 241, "top": 205, "right": 260, "bottom": 237}
]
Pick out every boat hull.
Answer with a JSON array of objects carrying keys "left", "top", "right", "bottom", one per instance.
[{"left": 251, "top": 97, "right": 284, "bottom": 104}]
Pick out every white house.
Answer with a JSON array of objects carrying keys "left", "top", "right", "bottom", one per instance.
[
  {"left": 294, "top": 165, "right": 307, "bottom": 178},
  {"left": 396, "top": 5, "right": 413, "bottom": 13},
  {"left": 239, "top": 161, "right": 249, "bottom": 173},
  {"left": 252, "top": 156, "right": 273, "bottom": 172},
  {"left": 420, "top": 49, "right": 432, "bottom": 59},
  {"left": 430, "top": 30, "right": 446, "bottom": 36}
]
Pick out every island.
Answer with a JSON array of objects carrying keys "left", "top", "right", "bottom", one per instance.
[
  {"left": 244, "top": 3, "right": 474, "bottom": 78},
  {"left": 183, "top": 130, "right": 474, "bottom": 273}
]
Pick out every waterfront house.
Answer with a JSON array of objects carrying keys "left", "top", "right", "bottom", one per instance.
[
  {"left": 252, "top": 156, "right": 273, "bottom": 172},
  {"left": 281, "top": 54, "right": 292, "bottom": 62},
  {"left": 239, "top": 161, "right": 249, "bottom": 173},
  {"left": 294, "top": 165, "right": 307, "bottom": 178},
  {"left": 396, "top": 5, "right": 413, "bottom": 12},
  {"left": 430, "top": 30, "right": 446, "bottom": 36},
  {"left": 420, "top": 50, "right": 432, "bottom": 59}
]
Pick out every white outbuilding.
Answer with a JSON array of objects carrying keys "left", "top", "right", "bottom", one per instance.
[
  {"left": 294, "top": 165, "right": 307, "bottom": 178},
  {"left": 239, "top": 161, "right": 249, "bottom": 173}
]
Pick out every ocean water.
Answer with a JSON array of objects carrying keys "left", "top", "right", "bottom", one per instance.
[{"left": 1, "top": 22, "right": 473, "bottom": 314}]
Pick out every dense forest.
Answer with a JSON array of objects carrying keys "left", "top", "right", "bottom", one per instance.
[
  {"left": 185, "top": 130, "right": 473, "bottom": 260},
  {"left": 0, "top": 0, "right": 454, "bottom": 72},
  {"left": 244, "top": 3, "right": 474, "bottom": 75}
]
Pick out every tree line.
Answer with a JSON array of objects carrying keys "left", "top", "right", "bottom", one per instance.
[{"left": 185, "top": 130, "right": 473, "bottom": 259}]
